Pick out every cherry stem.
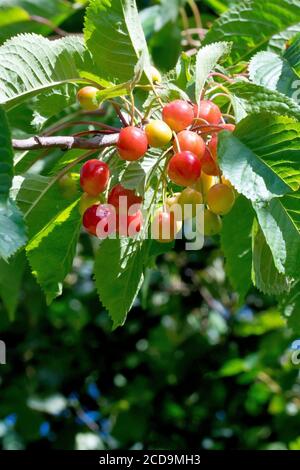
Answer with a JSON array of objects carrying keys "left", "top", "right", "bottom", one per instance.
[
  {"left": 30, "top": 15, "right": 68, "bottom": 37},
  {"left": 188, "top": 0, "right": 202, "bottom": 30},
  {"left": 130, "top": 91, "right": 135, "bottom": 126},
  {"left": 109, "top": 100, "right": 129, "bottom": 127},
  {"left": 173, "top": 131, "right": 181, "bottom": 153},
  {"left": 208, "top": 72, "right": 233, "bottom": 84}
]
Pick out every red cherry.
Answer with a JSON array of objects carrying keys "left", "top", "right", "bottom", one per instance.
[
  {"left": 117, "top": 210, "right": 143, "bottom": 237},
  {"left": 108, "top": 184, "right": 142, "bottom": 214},
  {"left": 174, "top": 130, "right": 205, "bottom": 159},
  {"left": 208, "top": 134, "right": 218, "bottom": 160},
  {"left": 82, "top": 204, "right": 116, "bottom": 237},
  {"left": 162, "top": 100, "right": 194, "bottom": 132},
  {"left": 80, "top": 159, "right": 110, "bottom": 196},
  {"left": 201, "top": 136, "right": 219, "bottom": 176},
  {"left": 193, "top": 100, "right": 222, "bottom": 125},
  {"left": 117, "top": 126, "right": 148, "bottom": 161},
  {"left": 168, "top": 151, "right": 201, "bottom": 187},
  {"left": 201, "top": 148, "right": 219, "bottom": 176}
]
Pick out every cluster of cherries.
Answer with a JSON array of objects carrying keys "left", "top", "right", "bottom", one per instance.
[{"left": 77, "top": 89, "right": 236, "bottom": 243}]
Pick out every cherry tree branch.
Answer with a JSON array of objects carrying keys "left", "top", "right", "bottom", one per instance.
[{"left": 12, "top": 133, "right": 119, "bottom": 151}]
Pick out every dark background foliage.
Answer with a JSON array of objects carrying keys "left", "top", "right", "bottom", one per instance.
[{"left": 0, "top": 0, "right": 299, "bottom": 450}]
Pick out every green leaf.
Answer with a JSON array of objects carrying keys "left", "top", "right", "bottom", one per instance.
[
  {"left": 0, "top": 33, "right": 91, "bottom": 110},
  {"left": 26, "top": 200, "right": 81, "bottom": 304},
  {"left": 252, "top": 220, "right": 291, "bottom": 295},
  {"left": 280, "top": 280, "right": 300, "bottom": 333},
  {"left": 195, "top": 41, "right": 232, "bottom": 102},
  {"left": 12, "top": 174, "right": 81, "bottom": 239},
  {"left": 229, "top": 82, "right": 300, "bottom": 122},
  {"left": 0, "top": 252, "right": 26, "bottom": 320},
  {"left": 94, "top": 238, "right": 146, "bottom": 328},
  {"left": 254, "top": 192, "right": 300, "bottom": 279},
  {"left": 0, "top": 199, "right": 27, "bottom": 261},
  {"left": 204, "top": 0, "right": 300, "bottom": 65},
  {"left": 120, "top": 149, "right": 160, "bottom": 194},
  {"left": 221, "top": 196, "right": 254, "bottom": 300},
  {"left": 32, "top": 83, "right": 78, "bottom": 130},
  {"left": 84, "top": 0, "right": 151, "bottom": 86},
  {"left": 0, "top": 106, "right": 14, "bottom": 203},
  {"left": 248, "top": 51, "right": 298, "bottom": 98},
  {"left": 218, "top": 114, "right": 300, "bottom": 202}
]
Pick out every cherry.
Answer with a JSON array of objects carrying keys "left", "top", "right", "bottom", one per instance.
[
  {"left": 166, "top": 193, "right": 180, "bottom": 210},
  {"left": 117, "top": 210, "right": 143, "bottom": 237},
  {"left": 201, "top": 135, "right": 219, "bottom": 176},
  {"left": 178, "top": 187, "right": 203, "bottom": 219},
  {"left": 145, "top": 120, "right": 172, "bottom": 148},
  {"left": 79, "top": 193, "right": 100, "bottom": 216},
  {"left": 82, "top": 204, "right": 116, "bottom": 237},
  {"left": 59, "top": 173, "right": 78, "bottom": 199},
  {"left": 152, "top": 210, "right": 177, "bottom": 243},
  {"left": 162, "top": 100, "right": 194, "bottom": 132},
  {"left": 201, "top": 148, "right": 219, "bottom": 176},
  {"left": 207, "top": 183, "right": 235, "bottom": 215},
  {"left": 193, "top": 173, "right": 215, "bottom": 202},
  {"left": 202, "top": 209, "right": 222, "bottom": 236},
  {"left": 168, "top": 151, "right": 201, "bottom": 187},
  {"left": 108, "top": 184, "right": 142, "bottom": 214},
  {"left": 150, "top": 66, "right": 162, "bottom": 84},
  {"left": 117, "top": 126, "right": 148, "bottom": 161},
  {"left": 80, "top": 159, "right": 110, "bottom": 196},
  {"left": 174, "top": 130, "right": 205, "bottom": 159},
  {"left": 77, "top": 86, "right": 99, "bottom": 111},
  {"left": 193, "top": 100, "right": 222, "bottom": 125},
  {"left": 208, "top": 135, "right": 218, "bottom": 159},
  {"left": 223, "top": 123, "right": 235, "bottom": 132},
  {"left": 221, "top": 176, "right": 235, "bottom": 192}
]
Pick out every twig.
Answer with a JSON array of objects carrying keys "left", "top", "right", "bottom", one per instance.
[
  {"left": 30, "top": 15, "right": 68, "bottom": 37},
  {"left": 12, "top": 133, "right": 119, "bottom": 151}
]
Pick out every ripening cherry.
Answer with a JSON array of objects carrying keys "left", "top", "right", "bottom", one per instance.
[
  {"left": 152, "top": 210, "right": 177, "bottom": 243},
  {"left": 117, "top": 126, "right": 148, "bottom": 161},
  {"left": 145, "top": 120, "right": 172, "bottom": 148},
  {"left": 168, "top": 151, "right": 201, "bottom": 187},
  {"left": 80, "top": 159, "right": 110, "bottom": 196},
  {"left": 79, "top": 193, "right": 100, "bottom": 216},
  {"left": 117, "top": 210, "right": 143, "bottom": 237},
  {"left": 150, "top": 66, "right": 162, "bottom": 84},
  {"left": 82, "top": 204, "right": 116, "bottom": 237},
  {"left": 59, "top": 173, "right": 78, "bottom": 199},
  {"left": 178, "top": 187, "right": 203, "bottom": 219},
  {"left": 193, "top": 100, "right": 222, "bottom": 125},
  {"left": 207, "top": 183, "right": 236, "bottom": 216},
  {"left": 192, "top": 173, "right": 215, "bottom": 202},
  {"left": 166, "top": 193, "right": 180, "bottom": 210},
  {"left": 202, "top": 209, "right": 223, "bottom": 236},
  {"left": 77, "top": 86, "right": 99, "bottom": 111},
  {"left": 108, "top": 184, "right": 142, "bottom": 214},
  {"left": 221, "top": 176, "right": 236, "bottom": 194},
  {"left": 162, "top": 100, "right": 194, "bottom": 132},
  {"left": 222, "top": 123, "right": 235, "bottom": 132},
  {"left": 174, "top": 130, "right": 206, "bottom": 159}
]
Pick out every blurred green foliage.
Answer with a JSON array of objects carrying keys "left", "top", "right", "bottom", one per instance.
[{"left": 0, "top": 0, "right": 300, "bottom": 450}]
